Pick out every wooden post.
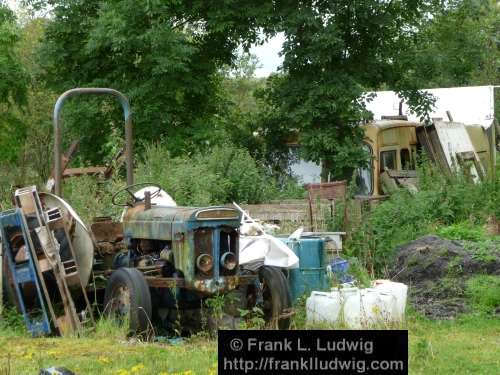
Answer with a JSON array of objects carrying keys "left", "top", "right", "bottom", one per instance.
[{"left": 307, "top": 191, "right": 315, "bottom": 232}]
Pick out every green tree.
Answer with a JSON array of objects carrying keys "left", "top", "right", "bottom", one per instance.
[
  {"left": 1, "top": 12, "right": 57, "bottom": 183},
  {"left": 401, "top": 0, "right": 499, "bottom": 88},
  {"left": 256, "top": 1, "right": 437, "bottom": 179},
  {"left": 25, "top": 0, "right": 496, "bottom": 181},
  {"left": 218, "top": 53, "right": 268, "bottom": 163},
  {"left": 0, "top": 3, "right": 29, "bottom": 163},
  {"left": 29, "top": 0, "right": 270, "bottom": 164}
]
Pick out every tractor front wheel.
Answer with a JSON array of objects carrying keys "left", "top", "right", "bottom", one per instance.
[{"left": 103, "top": 267, "right": 152, "bottom": 335}]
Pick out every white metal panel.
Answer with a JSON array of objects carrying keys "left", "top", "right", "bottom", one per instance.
[
  {"left": 366, "top": 86, "right": 496, "bottom": 128},
  {"left": 434, "top": 121, "right": 482, "bottom": 181}
]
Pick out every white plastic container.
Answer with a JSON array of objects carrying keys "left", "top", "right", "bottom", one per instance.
[
  {"left": 372, "top": 280, "right": 408, "bottom": 321},
  {"left": 306, "top": 288, "right": 363, "bottom": 328},
  {"left": 340, "top": 288, "right": 362, "bottom": 328},
  {"left": 306, "top": 290, "right": 343, "bottom": 325},
  {"left": 360, "top": 288, "right": 397, "bottom": 326},
  {"left": 306, "top": 283, "right": 407, "bottom": 328}
]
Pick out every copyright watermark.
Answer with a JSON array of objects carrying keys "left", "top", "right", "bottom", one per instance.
[
  {"left": 219, "top": 330, "right": 408, "bottom": 374},
  {"left": 230, "top": 338, "right": 243, "bottom": 351}
]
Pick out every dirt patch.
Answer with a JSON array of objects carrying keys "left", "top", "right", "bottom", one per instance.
[{"left": 390, "top": 235, "right": 500, "bottom": 319}]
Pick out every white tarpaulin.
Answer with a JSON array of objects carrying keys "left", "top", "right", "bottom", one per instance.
[
  {"left": 365, "top": 86, "right": 497, "bottom": 128},
  {"left": 134, "top": 186, "right": 177, "bottom": 206},
  {"left": 234, "top": 202, "right": 300, "bottom": 269},
  {"left": 239, "top": 234, "right": 300, "bottom": 269}
]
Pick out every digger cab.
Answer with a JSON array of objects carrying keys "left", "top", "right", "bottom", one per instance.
[{"left": 357, "top": 119, "right": 420, "bottom": 197}]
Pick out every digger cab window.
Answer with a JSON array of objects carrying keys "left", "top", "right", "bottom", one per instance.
[
  {"left": 401, "top": 148, "right": 412, "bottom": 170},
  {"left": 356, "top": 143, "right": 373, "bottom": 195},
  {"left": 380, "top": 150, "right": 396, "bottom": 172}
]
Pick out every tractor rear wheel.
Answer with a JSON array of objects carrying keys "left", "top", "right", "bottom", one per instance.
[{"left": 103, "top": 268, "right": 152, "bottom": 335}]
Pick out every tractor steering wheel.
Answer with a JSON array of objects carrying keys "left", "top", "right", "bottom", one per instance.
[{"left": 111, "top": 183, "right": 162, "bottom": 207}]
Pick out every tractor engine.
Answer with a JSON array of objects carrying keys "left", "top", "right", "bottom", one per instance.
[{"left": 121, "top": 205, "right": 244, "bottom": 294}]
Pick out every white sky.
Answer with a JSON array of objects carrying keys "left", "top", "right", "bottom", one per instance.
[
  {"left": 250, "top": 33, "right": 284, "bottom": 77},
  {"left": 5, "top": 0, "right": 283, "bottom": 77},
  {"left": 6, "top": 0, "right": 19, "bottom": 11}
]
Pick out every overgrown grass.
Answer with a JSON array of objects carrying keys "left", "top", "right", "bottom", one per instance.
[
  {"left": 0, "top": 314, "right": 216, "bottom": 375},
  {"left": 408, "top": 314, "right": 500, "bottom": 375},
  {"left": 0, "top": 142, "right": 306, "bottom": 225},
  {"left": 465, "top": 275, "right": 500, "bottom": 314},
  {"left": 62, "top": 175, "right": 124, "bottom": 223},
  {"left": 1, "top": 311, "right": 497, "bottom": 374},
  {"left": 291, "top": 298, "right": 500, "bottom": 374}
]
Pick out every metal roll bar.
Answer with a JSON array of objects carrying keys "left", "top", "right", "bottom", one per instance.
[{"left": 53, "top": 88, "right": 133, "bottom": 197}]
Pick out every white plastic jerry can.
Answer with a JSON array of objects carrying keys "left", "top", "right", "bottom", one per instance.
[
  {"left": 359, "top": 288, "right": 397, "bottom": 327},
  {"left": 306, "top": 291, "right": 343, "bottom": 325},
  {"left": 372, "top": 279, "right": 408, "bottom": 321},
  {"left": 338, "top": 287, "right": 362, "bottom": 328}
]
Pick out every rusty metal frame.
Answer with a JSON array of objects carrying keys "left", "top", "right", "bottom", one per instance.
[{"left": 53, "top": 88, "right": 133, "bottom": 197}]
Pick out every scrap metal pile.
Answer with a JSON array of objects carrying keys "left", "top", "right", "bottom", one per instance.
[{"left": 0, "top": 186, "right": 94, "bottom": 336}]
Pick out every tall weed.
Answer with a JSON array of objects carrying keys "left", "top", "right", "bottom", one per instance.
[{"left": 346, "top": 160, "right": 499, "bottom": 273}]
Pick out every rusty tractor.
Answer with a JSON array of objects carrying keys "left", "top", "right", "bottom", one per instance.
[{"left": 1, "top": 88, "right": 291, "bottom": 336}]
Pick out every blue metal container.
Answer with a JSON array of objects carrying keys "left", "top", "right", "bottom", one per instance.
[{"left": 280, "top": 237, "right": 329, "bottom": 303}]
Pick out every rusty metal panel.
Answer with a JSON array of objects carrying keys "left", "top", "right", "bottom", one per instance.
[
  {"left": 123, "top": 206, "right": 240, "bottom": 241},
  {"left": 91, "top": 218, "right": 123, "bottom": 243},
  {"left": 305, "top": 180, "right": 347, "bottom": 201},
  {"left": 145, "top": 276, "right": 184, "bottom": 288},
  {"left": 144, "top": 275, "right": 256, "bottom": 294},
  {"left": 62, "top": 167, "right": 107, "bottom": 177}
]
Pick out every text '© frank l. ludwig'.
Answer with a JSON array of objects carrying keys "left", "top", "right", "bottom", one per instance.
[{"left": 247, "top": 337, "right": 373, "bottom": 354}]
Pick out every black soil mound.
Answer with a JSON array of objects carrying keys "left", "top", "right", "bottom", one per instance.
[{"left": 391, "top": 235, "right": 500, "bottom": 319}]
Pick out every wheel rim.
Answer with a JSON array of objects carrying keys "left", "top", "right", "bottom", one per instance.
[{"left": 110, "top": 285, "right": 131, "bottom": 317}]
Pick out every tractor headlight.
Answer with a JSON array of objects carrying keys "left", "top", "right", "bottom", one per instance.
[
  {"left": 196, "top": 253, "right": 214, "bottom": 273},
  {"left": 220, "top": 251, "right": 237, "bottom": 271}
]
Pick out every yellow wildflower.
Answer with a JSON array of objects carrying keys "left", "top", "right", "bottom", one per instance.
[
  {"left": 21, "top": 352, "right": 33, "bottom": 360},
  {"left": 131, "top": 363, "right": 145, "bottom": 373},
  {"left": 98, "top": 355, "right": 111, "bottom": 364}
]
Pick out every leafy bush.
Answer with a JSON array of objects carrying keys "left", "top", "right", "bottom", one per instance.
[
  {"left": 0, "top": 307, "right": 27, "bottom": 336},
  {"left": 134, "top": 142, "right": 304, "bottom": 206},
  {"left": 63, "top": 175, "right": 124, "bottom": 223},
  {"left": 436, "top": 222, "right": 487, "bottom": 242}
]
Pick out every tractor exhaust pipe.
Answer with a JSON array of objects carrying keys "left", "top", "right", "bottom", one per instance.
[{"left": 53, "top": 88, "right": 133, "bottom": 197}]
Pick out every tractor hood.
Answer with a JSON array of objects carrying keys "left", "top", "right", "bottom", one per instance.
[{"left": 122, "top": 205, "right": 241, "bottom": 241}]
